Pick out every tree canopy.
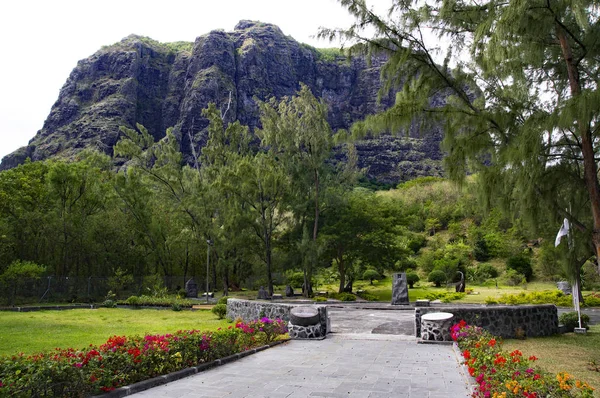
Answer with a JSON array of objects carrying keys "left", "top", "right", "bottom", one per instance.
[{"left": 324, "top": 0, "right": 600, "bottom": 282}]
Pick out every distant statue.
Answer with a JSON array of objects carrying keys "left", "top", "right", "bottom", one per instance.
[
  {"left": 257, "top": 286, "right": 270, "bottom": 300},
  {"left": 285, "top": 285, "right": 294, "bottom": 297},
  {"left": 455, "top": 271, "right": 465, "bottom": 293},
  {"left": 343, "top": 277, "right": 353, "bottom": 293}
]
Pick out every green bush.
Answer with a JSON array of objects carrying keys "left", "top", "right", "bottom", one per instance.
[
  {"left": 102, "top": 291, "right": 117, "bottom": 308},
  {"left": 330, "top": 292, "right": 356, "bottom": 301},
  {"left": 217, "top": 296, "right": 229, "bottom": 305},
  {"left": 428, "top": 270, "right": 446, "bottom": 287},
  {"left": 212, "top": 303, "right": 227, "bottom": 319},
  {"left": 313, "top": 296, "right": 327, "bottom": 302},
  {"left": 362, "top": 269, "right": 380, "bottom": 284},
  {"left": 506, "top": 254, "right": 533, "bottom": 281},
  {"left": 584, "top": 293, "right": 600, "bottom": 306},
  {"left": 473, "top": 234, "right": 491, "bottom": 261},
  {"left": 494, "top": 290, "right": 572, "bottom": 306},
  {"left": 171, "top": 302, "right": 182, "bottom": 312},
  {"left": 356, "top": 290, "right": 378, "bottom": 301},
  {"left": 424, "top": 292, "right": 465, "bottom": 303},
  {"left": 559, "top": 311, "right": 590, "bottom": 331},
  {"left": 478, "top": 263, "right": 499, "bottom": 279},
  {"left": 102, "top": 299, "right": 117, "bottom": 308},
  {"left": 125, "top": 295, "right": 141, "bottom": 306},
  {"left": 406, "top": 272, "right": 420, "bottom": 288},
  {"left": 116, "top": 295, "right": 197, "bottom": 308},
  {"left": 407, "top": 234, "right": 427, "bottom": 253},
  {"left": 287, "top": 272, "right": 309, "bottom": 288},
  {"left": 504, "top": 269, "right": 526, "bottom": 286}
]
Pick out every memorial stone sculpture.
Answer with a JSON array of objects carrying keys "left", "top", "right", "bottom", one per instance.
[
  {"left": 391, "top": 272, "right": 410, "bottom": 305},
  {"left": 285, "top": 285, "right": 294, "bottom": 297},
  {"left": 185, "top": 278, "right": 198, "bottom": 298},
  {"left": 257, "top": 286, "right": 270, "bottom": 300}
]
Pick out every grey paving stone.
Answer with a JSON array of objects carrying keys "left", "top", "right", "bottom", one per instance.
[{"left": 131, "top": 311, "right": 471, "bottom": 398}]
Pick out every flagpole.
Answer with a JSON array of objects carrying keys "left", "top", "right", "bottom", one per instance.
[
  {"left": 566, "top": 208, "right": 585, "bottom": 333},
  {"left": 555, "top": 214, "right": 585, "bottom": 333}
]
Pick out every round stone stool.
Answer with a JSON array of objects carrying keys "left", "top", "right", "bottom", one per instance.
[
  {"left": 288, "top": 306, "right": 324, "bottom": 340},
  {"left": 421, "top": 312, "right": 454, "bottom": 341}
]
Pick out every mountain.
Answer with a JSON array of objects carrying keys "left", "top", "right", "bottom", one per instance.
[{"left": 0, "top": 20, "right": 444, "bottom": 184}]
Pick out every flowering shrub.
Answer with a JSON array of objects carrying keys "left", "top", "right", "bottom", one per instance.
[
  {"left": 248, "top": 318, "right": 288, "bottom": 343},
  {"left": 0, "top": 319, "right": 287, "bottom": 397},
  {"left": 451, "top": 320, "right": 595, "bottom": 397}
]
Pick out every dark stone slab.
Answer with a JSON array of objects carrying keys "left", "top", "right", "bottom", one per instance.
[
  {"left": 185, "top": 278, "right": 198, "bottom": 298},
  {"left": 391, "top": 272, "right": 410, "bottom": 305}
]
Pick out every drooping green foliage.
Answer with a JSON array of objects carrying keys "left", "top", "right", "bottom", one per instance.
[{"left": 324, "top": 0, "right": 600, "bottom": 285}]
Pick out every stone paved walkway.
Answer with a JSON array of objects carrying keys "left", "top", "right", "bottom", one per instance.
[{"left": 131, "top": 334, "right": 472, "bottom": 397}]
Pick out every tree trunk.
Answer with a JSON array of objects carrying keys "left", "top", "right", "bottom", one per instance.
[
  {"left": 222, "top": 263, "right": 229, "bottom": 297},
  {"left": 556, "top": 24, "right": 600, "bottom": 275},
  {"left": 337, "top": 252, "right": 345, "bottom": 294},
  {"left": 263, "top": 223, "right": 273, "bottom": 296}
]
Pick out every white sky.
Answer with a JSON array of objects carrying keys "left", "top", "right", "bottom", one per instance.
[{"left": 0, "top": 0, "right": 359, "bottom": 160}]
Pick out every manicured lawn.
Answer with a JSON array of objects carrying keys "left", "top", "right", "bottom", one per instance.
[
  {"left": 0, "top": 308, "right": 229, "bottom": 356},
  {"left": 324, "top": 276, "right": 562, "bottom": 304},
  {"left": 503, "top": 325, "right": 600, "bottom": 397}
]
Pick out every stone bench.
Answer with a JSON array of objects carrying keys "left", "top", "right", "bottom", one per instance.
[{"left": 420, "top": 312, "right": 454, "bottom": 341}]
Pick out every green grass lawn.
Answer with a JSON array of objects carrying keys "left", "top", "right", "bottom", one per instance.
[
  {"left": 503, "top": 324, "right": 600, "bottom": 397},
  {"left": 0, "top": 308, "right": 229, "bottom": 356},
  {"left": 310, "top": 276, "right": 561, "bottom": 304}
]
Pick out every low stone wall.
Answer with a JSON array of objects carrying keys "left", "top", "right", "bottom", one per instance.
[
  {"left": 226, "top": 299, "right": 328, "bottom": 337},
  {"left": 415, "top": 304, "right": 559, "bottom": 339}
]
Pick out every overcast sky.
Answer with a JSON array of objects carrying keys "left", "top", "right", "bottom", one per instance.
[{"left": 0, "top": 0, "right": 360, "bottom": 160}]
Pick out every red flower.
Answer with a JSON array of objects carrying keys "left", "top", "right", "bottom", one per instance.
[
  {"left": 468, "top": 366, "right": 476, "bottom": 376},
  {"left": 463, "top": 350, "right": 471, "bottom": 360},
  {"left": 494, "top": 354, "right": 507, "bottom": 365},
  {"left": 528, "top": 355, "right": 538, "bottom": 361},
  {"left": 488, "top": 339, "right": 496, "bottom": 347}
]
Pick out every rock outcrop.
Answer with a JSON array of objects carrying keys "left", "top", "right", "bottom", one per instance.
[{"left": 0, "top": 21, "right": 444, "bottom": 184}]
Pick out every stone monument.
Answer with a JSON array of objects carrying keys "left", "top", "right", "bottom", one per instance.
[
  {"left": 185, "top": 278, "right": 198, "bottom": 298},
  {"left": 257, "top": 286, "right": 270, "bottom": 300},
  {"left": 285, "top": 285, "right": 294, "bottom": 297},
  {"left": 557, "top": 281, "right": 572, "bottom": 295},
  {"left": 391, "top": 272, "right": 410, "bottom": 305},
  {"left": 455, "top": 271, "right": 465, "bottom": 293}
]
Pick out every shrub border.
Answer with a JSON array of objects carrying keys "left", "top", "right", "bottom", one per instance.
[{"left": 91, "top": 339, "right": 290, "bottom": 398}]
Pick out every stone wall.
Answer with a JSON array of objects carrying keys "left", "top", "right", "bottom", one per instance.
[
  {"left": 226, "top": 299, "right": 328, "bottom": 336},
  {"left": 415, "top": 305, "right": 558, "bottom": 339}
]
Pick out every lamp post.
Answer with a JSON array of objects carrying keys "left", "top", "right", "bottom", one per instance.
[{"left": 206, "top": 240, "right": 212, "bottom": 304}]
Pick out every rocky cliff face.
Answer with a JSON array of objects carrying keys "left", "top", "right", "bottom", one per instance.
[{"left": 0, "top": 21, "right": 444, "bottom": 184}]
